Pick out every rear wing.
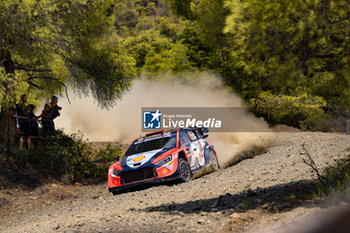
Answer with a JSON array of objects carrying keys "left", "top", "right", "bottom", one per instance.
[{"left": 145, "top": 130, "right": 164, "bottom": 137}]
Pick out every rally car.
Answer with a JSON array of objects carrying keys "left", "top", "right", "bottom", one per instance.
[{"left": 108, "top": 127, "right": 219, "bottom": 195}]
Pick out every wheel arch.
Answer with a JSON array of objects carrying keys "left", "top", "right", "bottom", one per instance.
[
  {"left": 204, "top": 145, "right": 218, "bottom": 166},
  {"left": 178, "top": 150, "right": 189, "bottom": 164}
]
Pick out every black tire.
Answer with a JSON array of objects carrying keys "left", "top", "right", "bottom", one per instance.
[
  {"left": 210, "top": 150, "right": 219, "bottom": 171},
  {"left": 112, "top": 191, "right": 118, "bottom": 196},
  {"left": 178, "top": 158, "right": 191, "bottom": 182}
]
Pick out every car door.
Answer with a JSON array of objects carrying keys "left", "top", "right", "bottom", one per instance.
[
  {"left": 180, "top": 130, "right": 204, "bottom": 171},
  {"left": 187, "top": 130, "right": 205, "bottom": 168}
]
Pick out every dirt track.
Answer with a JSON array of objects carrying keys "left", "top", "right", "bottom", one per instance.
[{"left": 1, "top": 132, "right": 350, "bottom": 233}]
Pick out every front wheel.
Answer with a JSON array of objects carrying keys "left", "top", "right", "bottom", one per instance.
[
  {"left": 210, "top": 150, "right": 219, "bottom": 171},
  {"left": 178, "top": 158, "right": 191, "bottom": 182}
]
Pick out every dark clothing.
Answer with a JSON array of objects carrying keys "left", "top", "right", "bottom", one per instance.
[
  {"left": 30, "top": 127, "right": 40, "bottom": 137},
  {"left": 19, "top": 119, "right": 31, "bottom": 136},
  {"left": 16, "top": 102, "right": 26, "bottom": 117},
  {"left": 42, "top": 118, "right": 55, "bottom": 136},
  {"left": 28, "top": 111, "right": 40, "bottom": 137},
  {"left": 42, "top": 103, "right": 58, "bottom": 136},
  {"left": 42, "top": 103, "right": 60, "bottom": 120},
  {"left": 28, "top": 111, "right": 38, "bottom": 128},
  {"left": 16, "top": 101, "right": 30, "bottom": 136}
]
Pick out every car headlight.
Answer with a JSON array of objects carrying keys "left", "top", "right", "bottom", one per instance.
[
  {"left": 155, "top": 155, "right": 173, "bottom": 167},
  {"left": 112, "top": 169, "right": 121, "bottom": 176}
]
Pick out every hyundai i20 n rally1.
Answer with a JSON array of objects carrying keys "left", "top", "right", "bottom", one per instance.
[{"left": 108, "top": 127, "right": 219, "bottom": 195}]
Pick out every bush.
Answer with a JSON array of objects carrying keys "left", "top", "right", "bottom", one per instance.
[
  {"left": 315, "top": 151, "right": 350, "bottom": 204},
  {"left": 93, "top": 144, "right": 124, "bottom": 179},
  {"left": 250, "top": 92, "right": 327, "bottom": 130},
  {"left": 1, "top": 131, "right": 124, "bottom": 183}
]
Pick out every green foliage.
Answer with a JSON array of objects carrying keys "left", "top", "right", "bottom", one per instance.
[
  {"left": 224, "top": 0, "right": 350, "bottom": 109},
  {"left": 113, "top": 0, "right": 195, "bottom": 75},
  {"left": 2, "top": 0, "right": 350, "bottom": 132},
  {"left": 120, "top": 29, "right": 194, "bottom": 75},
  {"left": 178, "top": 24, "right": 211, "bottom": 70},
  {"left": 173, "top": 0, "right": 259, "bottom": 101},
  {"left": 113, "top": 0, "right": 173, "bottom": 35},
  {"left": 168, "top": 0, "right": 194, "bottom": 20},
  {"left": 0, "top": 0, "right": 136, "bottom": 107},
  {"left": 93, "top": 144, "right": 124, "bottom": 178},
  {"left": 157, "top": 17, "right": 181, "bottom": 39},
  {"left": 250, "top": 92, "right": 327, "bottom": 130},
  {"left": 315, "top": 154, "right": 350, "bottom": 204},
  {"left": 192, "top": 0, "right": 228, "bottom": 52},
  {"left": 2, "top": 131, "right": 123, "bottom": 182}
]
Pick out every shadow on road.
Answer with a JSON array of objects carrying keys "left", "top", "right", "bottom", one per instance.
[
  {"left": 0, "top": 167, "right": 43, "bottom": 189},
  {"left": 112, "top": 179, "right": 182, "bottom": 195},
  {"left": 140, "top": 179, "right": 318, "bottom": 214}
]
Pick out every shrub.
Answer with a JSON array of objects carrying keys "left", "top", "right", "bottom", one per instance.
[
  {"left": 93, "top": 144, "right": 124, "bottom": 179},
  {"left": 314, "top": 152, "right": 350, "bottom": 204},
  {"left": 1, "top": 131, "right": 124, "bottom": 183},
  {"left": 250, "top": 92, "right": 327, "bottom": 130}
]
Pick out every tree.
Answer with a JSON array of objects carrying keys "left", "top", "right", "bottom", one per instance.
[
  {"left": 168, "top": 0, "right": 228, "bottom": 53},
  {"left": 168, "top": 0, "right": 194, "bottom": 20},
  {"left": 0, "top": 0, "right": 136, "bottom": 145},
  {"left": 178, "top": 24, "right": 211, "bottom": 70},
  {"left": 193, "top": 0, "right": 228, "bottom": 52},
  {"left": 224, "top": 0, "right": 350, "bottom": 109},
  {"left": 120, "top": 29, "right": 193, "bottom": 75}
]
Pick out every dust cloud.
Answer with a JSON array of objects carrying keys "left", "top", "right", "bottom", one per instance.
[{"left": 55, "top": 72, "right": 275, "bottom": 167}]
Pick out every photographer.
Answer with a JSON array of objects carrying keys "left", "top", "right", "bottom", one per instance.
[{"left": 42, "top": 96, "right": 62, "bottom": 136}]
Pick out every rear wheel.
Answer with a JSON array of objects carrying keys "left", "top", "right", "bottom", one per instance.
[
  {"left": 210, "top": 150, "right": 219, "bottom": 171},
  {"left": 178, "top": 158, "right": 191, "bottom": 182}
]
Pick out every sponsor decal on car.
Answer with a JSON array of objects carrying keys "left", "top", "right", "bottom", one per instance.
[
  {"left": 126, "top": 149, "right": 162, "bottom": 168},
  {"left": 135, "top": 132, "right": 172, "bottom": 144},
  {"left": 133, "top": 156, "right": 146, "bottom": 162}
]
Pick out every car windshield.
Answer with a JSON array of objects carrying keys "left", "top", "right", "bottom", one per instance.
[{"left": 124, "top": 132, "right": 176, "bottom": 157}]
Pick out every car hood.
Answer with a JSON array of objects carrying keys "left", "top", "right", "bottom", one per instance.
[{"left": 124, "top": 149, "right": 163, "bottom": 169}]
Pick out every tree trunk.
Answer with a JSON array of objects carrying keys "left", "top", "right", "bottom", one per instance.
[
  {"left": 1, "top": 50, "right": 17, "bottom": 148},
  {"left": 3, "top": 101, "right": 16, "bottom": 147}
]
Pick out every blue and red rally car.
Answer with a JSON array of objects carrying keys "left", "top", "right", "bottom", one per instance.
[{"left": 108, "top": 127, "right": 219, "bottom": 195}]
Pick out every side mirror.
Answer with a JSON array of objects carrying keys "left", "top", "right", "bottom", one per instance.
[
  {"left": 202, "top": 135, "right": 208, "bottom": 139},
  {"left": 202, "top": 127, "right": 209, "bottom": 133},
  {"left": 114, "top": 155, "right": 120, "bottom": 161}
]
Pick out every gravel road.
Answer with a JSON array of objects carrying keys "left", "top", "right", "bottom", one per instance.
[{"left": 1, "top": 132, "right": 350, "bottom": 233}]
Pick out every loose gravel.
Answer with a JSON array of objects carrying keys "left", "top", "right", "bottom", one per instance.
[{"left": 0, "top": 132, "right": 349, "bottom": 233}]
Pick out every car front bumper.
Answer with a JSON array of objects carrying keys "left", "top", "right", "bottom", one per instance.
[{"left": 108, "top": 173, "right": 181, "bottom": 193}]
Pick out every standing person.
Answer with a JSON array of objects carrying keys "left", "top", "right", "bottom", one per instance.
[
  {"left": 27, "top": 104, "right": 41, "bottom": 150},
  {"left": 16, "top": 94, "right": 30, "bottom": 149},
  {"left": 16, "top": 94, "right": 27, "bottom": 117},
  {"left": 42, "top": 96, "right": 61, "bottom": 136}
]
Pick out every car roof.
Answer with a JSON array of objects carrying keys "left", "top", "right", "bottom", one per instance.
[
  {"left": 134, "top": 127, "right": 207, "bottom": 143},
  {"left": 133, "top": 129, "right": 177, "bottom": 143}
]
